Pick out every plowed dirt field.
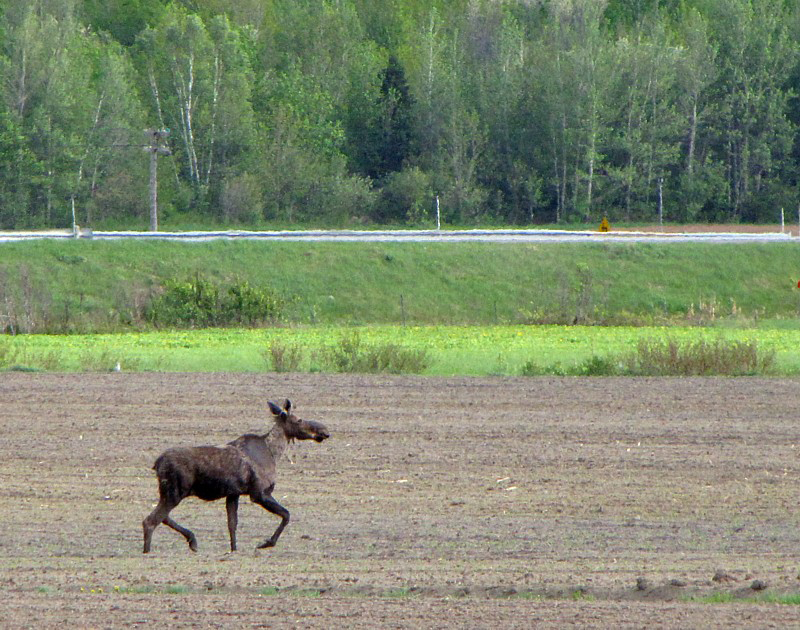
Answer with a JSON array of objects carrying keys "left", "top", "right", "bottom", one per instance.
[{"left": 1, "top": 373, "right": 800, "bottom": 628}]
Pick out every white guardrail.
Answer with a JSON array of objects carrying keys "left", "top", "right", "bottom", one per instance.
[{"left": 0, "top": 228, "right": 795, "bottom": 243}]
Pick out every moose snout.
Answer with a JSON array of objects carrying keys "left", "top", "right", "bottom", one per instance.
[{"left": 315, "top": 429, "right": 330, "bottom": 442}]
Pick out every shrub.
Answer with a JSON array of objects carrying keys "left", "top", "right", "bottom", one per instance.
[
  {"left": 146, "top": 273, "right": 219, "bottom": 327},
  {"left": 146, "top": 274, "right": 285, "bottom": 328},
  {"left": 223, "top": 280, "right": 285, "bottom": 326}
]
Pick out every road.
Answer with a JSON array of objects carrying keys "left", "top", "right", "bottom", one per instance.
[{"left": 0, "top": 228, "right": 795, "bottom": 243}]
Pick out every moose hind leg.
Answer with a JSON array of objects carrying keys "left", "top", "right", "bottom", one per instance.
[
  {"left": 163, "top": 516, "right": 198, "bottom": 552},
  {"left": 253, "top": 494, "right": 290, "bottom": 549},
  {"left": 226, "top": 495, "right": 240, "bottom": 551}
]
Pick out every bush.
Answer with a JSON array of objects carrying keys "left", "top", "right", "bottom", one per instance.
[
  {"left": 324, "top": 332, "right": 430, "bottom": 374},
  {"left": 223, "top": 280, "right": 285, "bottom": 326},
  {"left": 146, "top": 274, "right": 220, "bottom": 327},
  {"left": 146, "top": 273, "right": 285, "bottom": 328}
]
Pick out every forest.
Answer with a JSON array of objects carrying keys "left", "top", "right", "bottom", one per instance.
[{"left": 1, "top": 0, "right": 799, "bottom": 230}]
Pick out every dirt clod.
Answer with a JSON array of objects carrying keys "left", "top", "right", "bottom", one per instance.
[{"left": 713, "top": 570, "right": 738, "bottom": 583}]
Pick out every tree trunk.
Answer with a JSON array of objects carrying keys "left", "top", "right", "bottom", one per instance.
[
  {"left": 686, "top": 97, "right": 697, "bottom": 175},
  {"left": 205, "top": 53, "right": 221, "bottom": 187}
]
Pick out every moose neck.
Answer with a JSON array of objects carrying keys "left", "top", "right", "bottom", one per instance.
[{"left": 267, "top": 422, "right": 291, "bottom": 461}]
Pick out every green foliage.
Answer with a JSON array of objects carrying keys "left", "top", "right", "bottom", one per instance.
[
  {"left": 146, "top": 273, "right": 285, "bottom": 328},
  {"left": 82, "top": 0, "right": 165, "bottom": 46},
  {"left": 1, "top": 1, "right": 799, "bottom": 226},
  {"left": 224, "top": 279, "right": 285, "bottom": 325},
  {"left": 578, "top": 355, "right": 621, "bottom": 376},
  {"left": 376, "top": 166, "right": 432, "bottom": 223}
]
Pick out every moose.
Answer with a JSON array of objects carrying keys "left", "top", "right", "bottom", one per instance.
[{"left": 142, "top": 399, "right": 329, "bottom": 553}]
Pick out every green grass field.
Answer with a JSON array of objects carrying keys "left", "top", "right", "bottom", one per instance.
[
  {"left": 4, "top": 324, "right": 800, "bottom": 376},
  {"left": 0, "top": 240, "right": 799, "bottom": 332},
  {"left": 1, "top": 239, "right": 799, "bottom": 375}
]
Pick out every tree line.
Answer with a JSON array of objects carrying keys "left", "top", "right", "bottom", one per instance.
[{"left": 1, "top": 0, "right": 799, "bottom": 230}]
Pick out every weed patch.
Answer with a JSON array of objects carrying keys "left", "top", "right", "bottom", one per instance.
[
  {"left": 0, "top": 339, "right": 63, "bottom": 371},
  {"left": 760, "top": 593, "right": 800, "bottom": 605},
  {"left": 79, "top": 349, "right": 141, "bottom": 372},
  {"left": 383, "top": 587, "right": 415, "bottom": 598},
  {"left": 687, "top": 592, "right": 800, "bottom": 605},
  {"left": 324, "top": 332, "right": 430, "bottom": 374},
  {"left": 164, "top": 585, "right": 190, "bottom": 595},
  {"left": 263, "top": 340, "right": 305, "bottom": 372},
  {"left": 627, "top": 338, "right": 775, "bottom": 376},
  {"left": 521, "top": 338, "right": 776, "bottom": 377}
]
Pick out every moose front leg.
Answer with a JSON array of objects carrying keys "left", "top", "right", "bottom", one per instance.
[
  {"left": 253, "top": 494, "right": 290, "bottom": 549},
  {"left": 226, "top": 495, "right": 240, "bottom": 551}
]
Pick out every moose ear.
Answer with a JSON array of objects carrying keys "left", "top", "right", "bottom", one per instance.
[
  {"left": 268, "top": 401, "right": 283, "bottom": 416},
  {"left": 283, "top": 399, "right": 292, "bottom": 412}
]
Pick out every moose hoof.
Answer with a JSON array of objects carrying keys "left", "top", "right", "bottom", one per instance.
[{"left": 257, "top": 540, "right": 276, "bottom": 549}]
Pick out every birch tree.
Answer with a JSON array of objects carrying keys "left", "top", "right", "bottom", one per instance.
[
  {"left": 541, "top": 0, "right": 612, "bottom": 223},
  {"left": 706, "top": 0, "right": 797, "bottom": 221},
  {"left": 138, "top": 7, "right": 257, "bottom": 213}
]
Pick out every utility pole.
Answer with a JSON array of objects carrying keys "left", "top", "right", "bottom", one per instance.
[{"left": 144, "top": 128, "right": 171, "bottom": 231}]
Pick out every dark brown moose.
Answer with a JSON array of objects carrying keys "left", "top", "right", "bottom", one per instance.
[{"left": 142, "top": 399, "right": 329, "bottom": 553}]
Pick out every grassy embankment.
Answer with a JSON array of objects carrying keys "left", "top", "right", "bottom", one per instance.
[{"left": 0, "top": 239, "right": 798, "bottom": 374}]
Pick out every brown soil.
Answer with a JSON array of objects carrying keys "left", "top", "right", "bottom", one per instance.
[{"left": 1, "top": 373, "right": 800, "bottom": 628}]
